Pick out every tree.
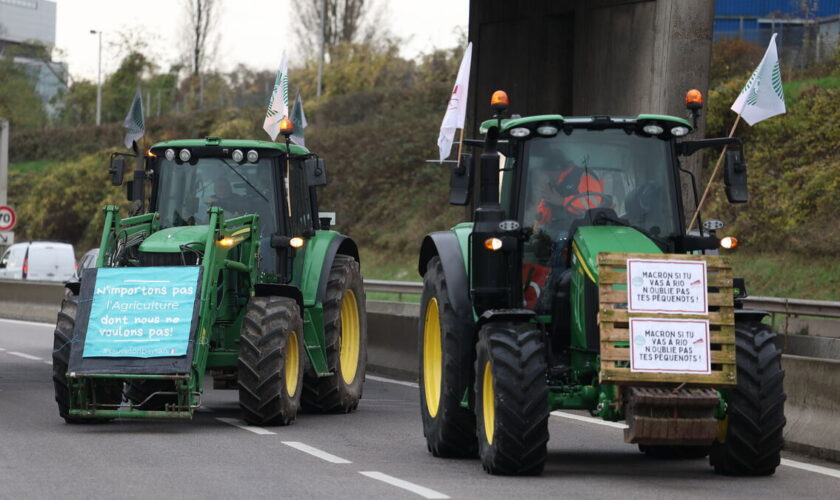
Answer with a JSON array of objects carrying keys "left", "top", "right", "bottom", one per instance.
[
  {"left": 0, "top": 55, "right": 47, "bottom": 130},
  {"left": 182, "top": 0, "right": 219, "bottom": 77},
  {"left": 294, "top": 0, "right": 387, "bottom": 58}
]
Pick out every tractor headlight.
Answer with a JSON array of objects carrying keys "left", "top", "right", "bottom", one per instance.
[
  {"left": 643, "top": 124, "right": 664, "bottom": 135},
  {"left": 231, "top": 149, "right": 244, "bottom": 163},
  {"left": 536, "top": 125, "right": 558, "bottom": 137},
  {"left": 178, "top": 149, "right": 191, "bottom": 162},
  {"left": 165, "top": 148, "right": 175, "bottom": 161},
  {"left": 509, "top": 127, "right": 530, "bottom": 138},
  {"left": 246, "top": 150, "right": 259, "bottom": 163},
  {"left": 720, "top": 236, "right": 738, "bottom": 249},
  {"left": 484, "top": 237, "right": 503, "bottom": 251},
  {"left": 290, "top": 237, "right": 305, "bottom": 248},
  {"left": 671, "top": 126, "right": 690, "bottom": 137}
]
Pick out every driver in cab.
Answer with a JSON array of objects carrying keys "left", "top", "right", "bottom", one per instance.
[
  {"left": 534, "top": 162, "right": 604, "bottom": 229},
  {"left": 206, "top": 178, "right": 247, "bottom": 216}
]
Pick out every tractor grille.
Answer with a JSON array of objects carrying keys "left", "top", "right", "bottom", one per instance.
[{"left": 139, "top": 251, "right": 199, "bottom": 267}]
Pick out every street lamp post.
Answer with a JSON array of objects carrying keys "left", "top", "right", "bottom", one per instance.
[{"left": 90, "top": 29, "right": 102, "bottom": 126}]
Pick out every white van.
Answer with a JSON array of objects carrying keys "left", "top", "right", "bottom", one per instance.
[{"left": 0, "top": 241, "right": 76, "bottom": 282}]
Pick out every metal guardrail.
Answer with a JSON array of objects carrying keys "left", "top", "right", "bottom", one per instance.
[{"left": 363, "top": 280, "right": 840, "bottom": 321}]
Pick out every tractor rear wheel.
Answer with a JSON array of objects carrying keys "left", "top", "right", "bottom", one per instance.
[
  {"left": 52, "top": 295, "right": 122, "bottom": 424},
  {"left": 238, "top": 296, "right": 305, "bottom": 426},
  {"left": 302, "top": 255, "right": 367, "bottom": 413},
  {"left": 710, "top": 321, "right": 785, "bottom": 476},
  {"left": 418, "top": 256, "right": 478, "bottom": 458},
  {"left": 475, "top": 322, "right": 549, "bottom": 475}
]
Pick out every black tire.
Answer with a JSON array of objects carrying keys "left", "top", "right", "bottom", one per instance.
[
  {"left": 639, "top": 444, "right": 710, "bottom": 459},
  {"left": 302, "top": 255, "right": 367, "bottom": 413},
  {"left": 475, "top": 322, "right": 549, "bottom": 475},
  {"left": 710, "top": 320, "right": 786, "bottom": 476},
  {"left": 418, "top": 256, "right": 478, "bottom": 458},
  {"left": 125, "top": 379, "right": 178, "bottom": 411},
  {"left": 52, "top": 295, "right": 123, "bottom": 424},
  {"left": 238, "top": 296, "right": 305, "bottom": 426}
]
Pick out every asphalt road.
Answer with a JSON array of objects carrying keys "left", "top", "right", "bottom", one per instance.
[{"left": 1, "top": 317, "right": 839, "bottom": 499}]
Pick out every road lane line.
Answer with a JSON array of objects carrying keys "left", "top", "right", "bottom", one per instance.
[
  {"left": 8, "top": 351, "right": 43, "bottom": 361},
  {"left": 359, "top": 471, "right": 449, "bottom": 499},
  {"left": 216, "top": 417, "right": 276, "bottom": 435},
  {"left": 366, "top": 374, "right": 419, "bottom": 388},
  {"left": 781, "top": 458, "right": 840, "bottom": 479},
  {"left": 0, "top": 318, "right": 53, "bottom": 327},
  {"left": 0, "top": 347, "right": 6, "bottom": 351},
  {"left": 43, "top": 360, "right": 53, "bottom": 365},
  {"left": 282, "top": 441, "right": 352, "bottom": 464},
  {"left": 551, "top": 411, "right": 628, "bottom": 429}
]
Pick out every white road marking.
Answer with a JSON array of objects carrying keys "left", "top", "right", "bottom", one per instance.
[
  {"left": 551, "top": 411, "right": 628, "bottom": 429},
  {"left": 366, "top": 374, "right": 419, "bottom": 388},
  {"left": 0, "top": 318, "right": 53, "bottom": 328},
  {"left": 781, "top": 458, "right": 840, "bottom": 479},
  {"left": 282, "top": 441, "right": 352, "bottom": 464},
  {"left": 8, "top": 351, "right": 43, "bottom": 361},
  {"left": 43, "top": 360, "right": 53, "bottom": 365},
  {"left": 0, "top": 347, "right": 6, "bottom": 351},
  {"left": 359, "top": 471, "right": 449, "bottom": 499},
  {"left": 196, "top": 406, "right": 214, "bottom": 413},
  {"left": 216, "top": 417, "right": 276, "bottom": 435}
]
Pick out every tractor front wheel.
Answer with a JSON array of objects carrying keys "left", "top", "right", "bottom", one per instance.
[
  {"left": 475, "top": 321, "right": 549, "bottom": 475},
  {"left": 302, "top": 255, "right": 367, "bottom": 413},
  {"left": 52, "top": 295, "right": 122, "bottom": 424},
  {"left": 710, "top": 320, "right": 786, "bottom": 476},
  {"left": 418, "top": 256, "right": 478, "bottom": 458},
  {"left": 238, "top": 296, "right": 305, "bottom": 426}
]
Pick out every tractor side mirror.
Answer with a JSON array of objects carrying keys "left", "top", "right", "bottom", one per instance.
[
  {"left": 109, "top": 156, "right": 126, "bottom": 186},
  {"left": 449, "top": 153, "right": 473, "bottom": 205},
  {"left": 724, "top": 150, "right": 748, "bottom": 203},
  {"left": 304, "top": 158, "right": 327, "bottom": 187}
]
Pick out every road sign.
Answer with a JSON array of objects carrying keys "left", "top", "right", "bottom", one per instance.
[
  {"left": 0, "top": 205, "right": 15, "bottom": 231},
  {"left": 0, "top": 231, "right": 13, "bottom": 246}
]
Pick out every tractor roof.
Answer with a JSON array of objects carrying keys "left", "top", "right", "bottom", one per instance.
[
  {"left": 150, "top": 137, "right": 310, "bottom": 155},
  {"left": 479, "top": 114, "right": 692, "bottom": 135}
]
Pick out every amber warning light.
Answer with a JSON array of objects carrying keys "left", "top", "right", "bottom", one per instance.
[
  {"left": 491, "top": 90, "right": 509, "bottom": 109},
  {"left": 279, "top": 118, "right": 294, "bottom": 135},
  {"left": 685, "top": 89, "right": 703, "bottom": 110}
]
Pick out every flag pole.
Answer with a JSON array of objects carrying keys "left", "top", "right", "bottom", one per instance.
[
  {"left": 454, "top": 127, "right": 465, "bottom": 164},
  {"left": 686, "top": 114, "right": 742, "bottom": 231}
]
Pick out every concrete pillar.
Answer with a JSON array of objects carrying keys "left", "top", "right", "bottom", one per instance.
[{"left": 0, "top": 118, "right": 8, "bottom": 207}]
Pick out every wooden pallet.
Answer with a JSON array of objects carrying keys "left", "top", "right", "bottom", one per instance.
[{"left": 597, "top": 252, "right": 736, "bottom": 386}]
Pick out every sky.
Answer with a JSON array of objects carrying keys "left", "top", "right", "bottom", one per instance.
[{"left": 52, "top": 0, "right": 469, "bottom": 82}]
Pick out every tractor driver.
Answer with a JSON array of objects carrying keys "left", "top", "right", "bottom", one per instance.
[
  {"left": 532, "top": 162, "right": 605, "bottom": 232},
  {"left": 206, "top": 178, "right": 248, "bottom": 216}
]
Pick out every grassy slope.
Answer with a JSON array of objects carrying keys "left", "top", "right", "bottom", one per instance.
[{"left": 728, "top": 251, "right": 840, "bottom": 301}]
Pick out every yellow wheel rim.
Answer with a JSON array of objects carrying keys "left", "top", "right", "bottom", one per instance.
[
  {"left": 422, "top": 298, "right": 442, "bottom": 418},
  {"left": 482, "top": 360, "right": 495, "bottom": 445},
  {"left": 285, "top": 330, "right": 300, "bottom": 396},
  {"left": 339, "top": 289, "right": 361, "bottom": 385}
]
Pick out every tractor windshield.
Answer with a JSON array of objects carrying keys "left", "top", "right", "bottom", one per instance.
[
  {"left": 155, "top": 157, "right": 278, "bottom": 233},
  {"left": 519, "top": 128, "right": 680, "bottom": 310}
]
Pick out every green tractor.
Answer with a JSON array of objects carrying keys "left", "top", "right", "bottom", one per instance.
[
  {"left": 418, "top": 90, "right": 785, "bottom": 475},
  {"left": 53, "top": 135, "right": 366, "bottom": 425}
]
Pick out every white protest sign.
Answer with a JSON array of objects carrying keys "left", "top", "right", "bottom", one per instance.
[
  {"left": 629, "top": 318, "right": 711, "bottom": 374},
  {"left": 627, "top": 258, "right": 707, "bottom": 314}
]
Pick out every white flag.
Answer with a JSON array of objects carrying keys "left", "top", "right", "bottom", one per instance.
[
  {"left": 263, "top": 52, "right": 290, "bottom": 141},
  {"left": 123, "top": 87, "right": 145, "bottom": 149},
  {"left": 730, "top": 33, "right": 786, "bottom": 126},
  {"left": 437, "top": 42, "right": 472, "bottom": 162}
]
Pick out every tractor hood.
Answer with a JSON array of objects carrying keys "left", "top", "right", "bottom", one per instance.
[
  {"left": 139, "top": 225, "right": 211, "bottom": 253},
  {"left": 571, "top": 226, "right": 662, "bottom": 284}
]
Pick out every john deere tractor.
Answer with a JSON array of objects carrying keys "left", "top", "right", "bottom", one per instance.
[
  {"left": 53, "top": 134, "right": 366, "bottom": 425},
  {"left": 418, "top": 90, "right": 785, "bottom": 475}
]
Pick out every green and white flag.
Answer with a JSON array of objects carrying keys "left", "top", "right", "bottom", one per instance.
[
  {"left": 290, "top": 91, "right": 308, "bottom": 147},
  {"left": 263, "top": 51, "right": 290, "bottom": 141},
  {"left": 123, "top": 87, "right": 145, "bottom": 149},
  {"left": 730, "top": 33, "right": 785, "bottom": 126}
]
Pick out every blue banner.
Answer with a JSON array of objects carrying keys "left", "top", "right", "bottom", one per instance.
[{"left": 82, "top": 267, "right": 200, "bottom": 358}]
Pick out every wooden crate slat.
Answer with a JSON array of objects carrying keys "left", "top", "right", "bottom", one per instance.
[
  {"left": 600, "top": 308, "right": 734, "bottom": 325},
  {"left": 600, "top": 368, "right": 736, "bottom": 386},
  {"left": 598, "top": 269, "right": 733, "bottom": 287},
  {"left": 599, "top": 326, "right": 735, "bottom": 344},
  {"left": 598, "top": 253, "right": 730, "bottom": 267},
  {"left": 598, "top": 289, "right": 734, "bottom": 306},
  {"left": 600, "top": 345, "right": 736, "bottom": 363}
]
